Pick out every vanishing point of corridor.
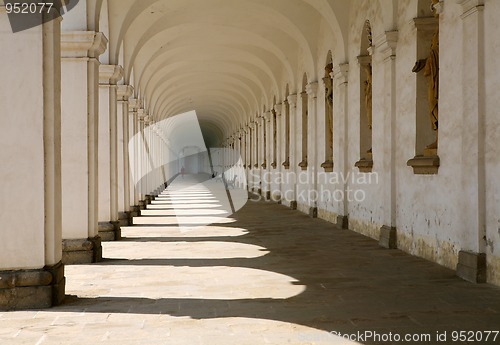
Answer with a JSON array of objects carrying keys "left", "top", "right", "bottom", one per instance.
[{"left": 2, "top": 175, "right": 500, "bottom": 345}]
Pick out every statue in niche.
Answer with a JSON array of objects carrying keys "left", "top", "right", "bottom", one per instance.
[
  {"left": 325, "top": 63, "right": 334, "bottom": 149},
  {"left": 412, "top": 0, "right": 439, "bottom": 152},
  {"left": 325, "top": 63, "right": 333, "bottom": 106},
  {"left": 363, "top": 63, "right": 373, "bottom": 130},
  {"left": 364, "top": 20, "right": 373, "bottom": 158},
  {"left": 365, "top": 20, "right": 373, "bottom": 47}
]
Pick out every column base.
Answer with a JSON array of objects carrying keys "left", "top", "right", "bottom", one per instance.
[
  {"left": 379, "top": 226, "right": 397, "bottom": 249},
  {"left": 129, "top": 206, "right": 140, "bottom": 225},
  {"left": 337, "top": 215, "right": 349, "bottom": 229},
  {"left": 289, "top": 200, "right": 297, "bottom": 210},
  {"left": 138, "top": 200, "right": 146, "bottom": 210},
  {"left": 309, "top": 207, "right": 317, "bottom": 218},
  {"left": 457, "top": 251, "right": 486, "bottom": 283},
  {"left": 111, "top": 221, "right": 122, "bottom": 241},
  {"left": 118, "top": 212, "right": 129, "bottom": 227},
  {"left": 98, "top": 222, "right": 116, "bottom": 241},
  {"left": 145, "top": 195, "right": 154, "bottom": 204},
  {"left": 62, "top": 236, "right": 102, "bottom": 265},
  {"left": 0, "top": 261, "right": 65, "bottom": 310}
]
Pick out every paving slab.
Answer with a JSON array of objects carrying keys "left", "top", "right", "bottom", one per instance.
[{"left": 2, "top": 175, "right": 500, "bottom": 344}]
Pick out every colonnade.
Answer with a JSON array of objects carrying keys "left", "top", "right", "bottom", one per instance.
[{"left": 0, "top": 7, "right": 171, "bottom": 309}]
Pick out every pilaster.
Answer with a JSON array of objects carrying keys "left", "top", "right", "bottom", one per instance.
[
  {"left": 0, "top": 6, "right": 66, "bottom": 309},
  {"left": 306, "top": 82, "right": 319, "bottom": 215},
  {"left": 376, "top": 31, "right": 399, "bottom": 248},
  {"left": 117, "top": 84, "right": 134, "bottom": 220},
  {"left": 98, "top": 64, "right": 123, "bottom": 242},
  {"left": 332, "top": 63, "right": 349, "bottom": 227},
  {"left": 456, "top": 0, "right": 486, "bottom": 283},
  {"left": 60, "top": 30, "right": 107, "bottom": 264}
]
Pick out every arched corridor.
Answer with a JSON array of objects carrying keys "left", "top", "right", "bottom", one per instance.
[{"left": 2, "top": 0, "right": 500, "bottom": 343}]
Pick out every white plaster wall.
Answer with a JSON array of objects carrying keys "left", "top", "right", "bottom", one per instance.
[
  {"left": 98, "top": 85, "right": 111, "bottom": 221},
  {"left": 343, "top": 0, "right": 386, "bottom": 240},
  {"left": 0, "top": 16, "right": 45, "bottom": 269},
  {"left": 117, "top": 102, "right": 125, "bottom": 211},
  {"left": 61, "top": 60, "right": 90, "bottom": 240},
  {"left": 393, "top": 2, "right": 464, "bottom": 269},
  {"left": 483, "top": 0, "right": 500, "bottom": 284}
]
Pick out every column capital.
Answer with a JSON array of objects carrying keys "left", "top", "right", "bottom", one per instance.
[
  {"left": 99, "top": 65, "right": 123, "bottom": 85},
  {"left": 333, "top": 63, "right": 349, "bottom": 82},
  {"left": 263, "top": 111, "right": 273, "bottom": 121},
  {"left": 287, "top": 93, "right": 298, "bottom": 107},
  {"left": 357, "top": 54, "right": 372, "bottom": 66},
  {"left": 129, "top": 98, "right": 139, "bottom": 111},
  {"left": 117, "top": 85, "right": 134, "bottom": 101},
  {"left": 274, "top": 104, "right": 283, "bottom": 116},
  {"left": 375, "top": 31, "right": 398, "bottom": 61},
  {"left": 457, "top": 0, "right": 484, "bottom": 17},
  {"left": 137, "top": 109, "right": 147, "bottom": 120},
  {"left": 305, "top": 82, "right": 319, "bottom": 98},
  {"left": 61, "top": 31, "right": 108, "bottom": 59},
  {"left": 412, "top": 17, "right": 438, "bottom": 32}
]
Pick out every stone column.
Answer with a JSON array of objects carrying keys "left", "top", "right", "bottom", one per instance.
[
  {"left": 0, "top": 5, "right": 65, "bottom": 310},
  {"left": 128, "top": 99, "right": 140, "bottom": 214},
  {"left": 377, "top": 32, "right": 398, "bottom": 248},
  {"left": 306, "top": 82, "right": 319, "bottom": 218},
  {"left": 253, "top": 122, "right": 261, "bottom": 196},
  {"left": 60, "top": 31, "right": 107, "bottom": 264},
  {"left": 98, "top": 64, "right": 123, "bottom": 241},
  {"left": 273, "top": 104, "right": 283, "bottom": 201},
  {"left": 287, "top": 94, "right": 298, "bottom": 210},
  {"left": 260, "top": 115, "right": 267, "bottom": 168},
  {"left": 247, "top": 124, "right": 251, "bottom": 188},
  {"left": 321, "top": 74, "right": 334, "bottom": 172},
  {"left": 254, "top": 118, "right": 261, "bottom": 195},
  {"left": 242, "top": 127, "right": 247, "bottom": 180},
  {"left": 137, "top": 111, "right": 147, "bottom": 208},
  {"left": 332, "top": 64, "right": 349, "bottom": 229},
  {"left": 263, "top": 112, "right": 272, "bottom": 200},
  {"left": 248, "top": 121, "right": 255, "bottom": 192},
  {"left": 144, "top": 116, "right": 154, "bottom": 202},
  {"left": 117, "top": 85, "right": 133, "bottom": 226},
  {"left": 456, "top": 0, "right": 487, "bottom": 283}
]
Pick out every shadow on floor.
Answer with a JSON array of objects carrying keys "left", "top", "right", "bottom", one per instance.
[{"left": 56, "top": 199, "right": 500, "bottom": 343}]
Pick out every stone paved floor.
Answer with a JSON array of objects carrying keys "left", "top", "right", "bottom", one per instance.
[{"left": 2, "top": 175, "right": 500, "bottom": 344}]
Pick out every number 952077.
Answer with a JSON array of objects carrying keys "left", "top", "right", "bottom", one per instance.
[{"left": 5, "top": 2, "right": 54, "bottom": 14}]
